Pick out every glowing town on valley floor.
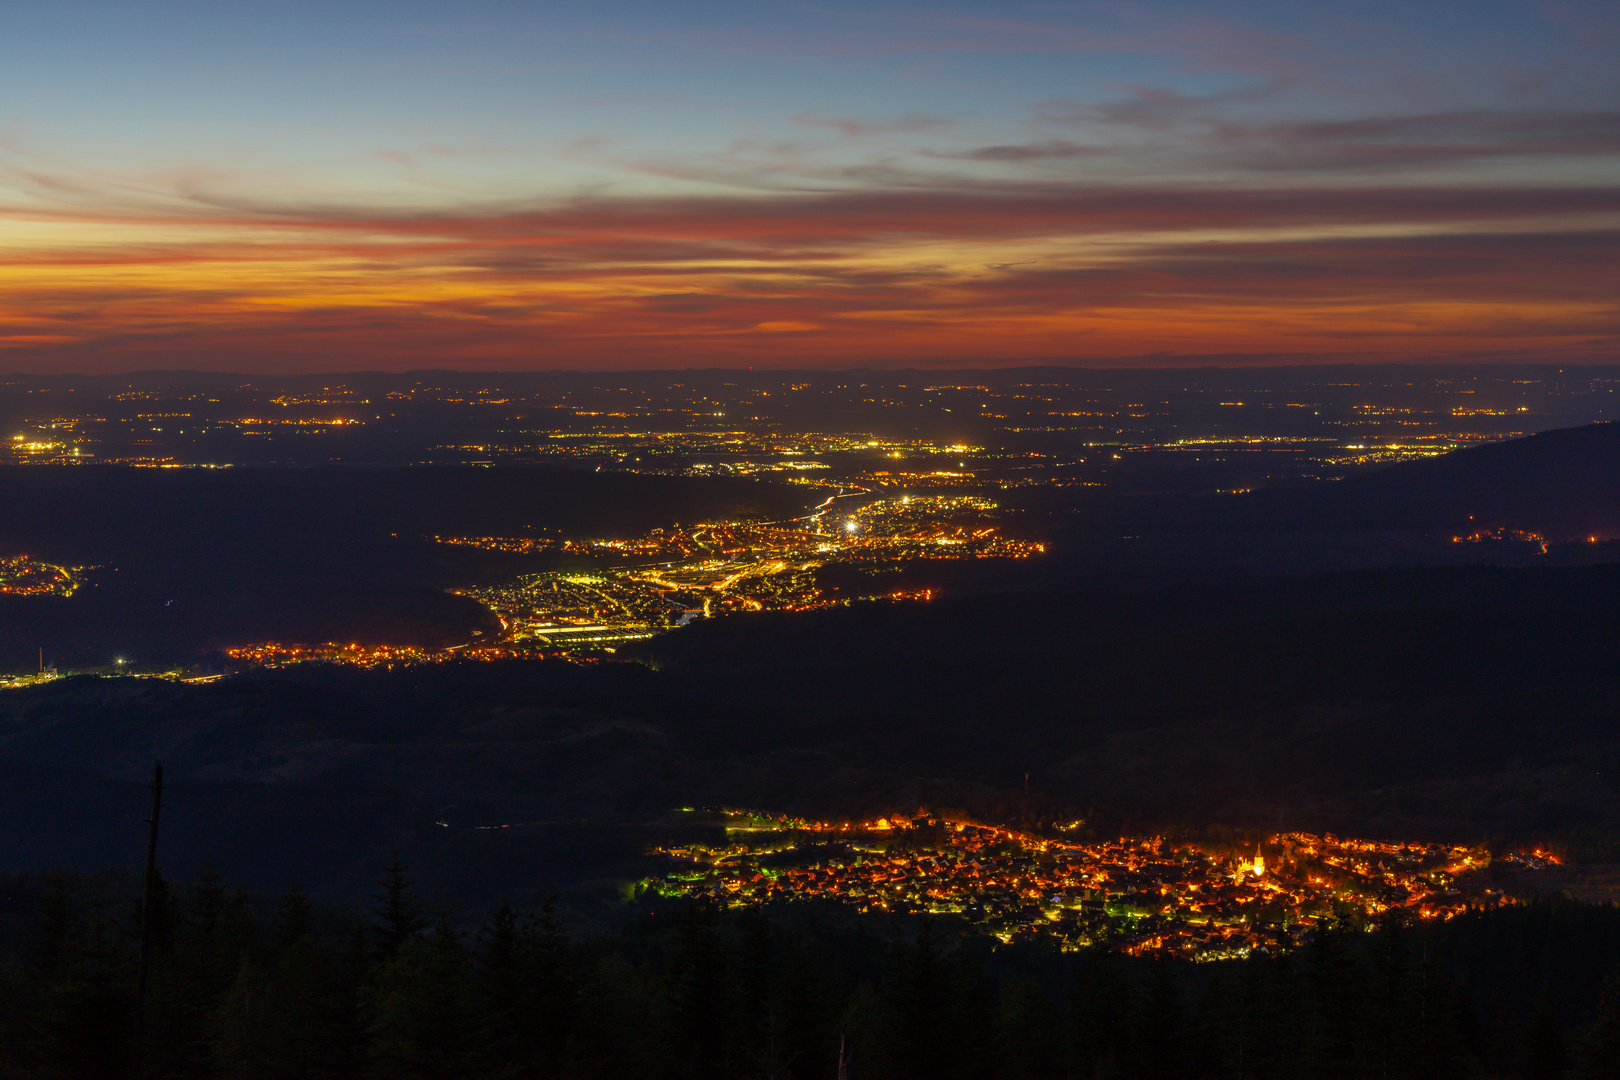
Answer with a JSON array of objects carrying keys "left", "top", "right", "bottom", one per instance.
[
  {"left": 225, "top": 493, "right": 1040, "bottom": 665},
  {"left": 641, "top": 809, "right": 1560, "bottom": 961}
]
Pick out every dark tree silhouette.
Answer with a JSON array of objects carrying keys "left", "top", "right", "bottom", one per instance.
[{"left": 370, "top": 855, "right": 429, "bottom": 960}]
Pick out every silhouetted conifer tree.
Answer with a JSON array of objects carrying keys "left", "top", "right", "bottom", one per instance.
[
  {"left": 881, "top": 918, "right": 961, "bottom": 1080},
  {"left": 954, "top": 955, "right": 1000, "bottom": 1080},
  {"left": 365, "top": 910, "right": 475, "bottom": 1079},
  {"left": 778, "top": 942, "right": 836, "bottom": 1080},
  {"left": 1305, "top": 924, "right": 1366, "bottom": 1078},
  {"left": 26, "top": 890, "right": 133, "bottom": 1080},
  {"left": 475, "top": 901, "right": 531, "bottom": 1078},
  {"left": 370, "top": 856, "right": 429, "bottom": 962},
  {"left": 275, "top": 886, "right": 316, "bottom": 948},
  {"left": 838, "top": 981, "right": 886, "bottom": 1080},
  {"left": 473, "top": 896, "right": 576, "bottom": 1078},
  {"left": 732, "top": 906, "right": 780, "bottom": 1078},
  {"left": 572, "top": 952, "right": 667, "bottom": 1079},
  {"left": 1520, "top": 991, "right": 1569, "bottom": 1080},
  {"left": 530, "top": 895, "right": 579, "bottom": 1074},
  {"left": 184, "top": 867, "right": 259, "bottom": 997},
  {"left": 1134, "top": 953, "right": 1187, "bottom": 1080},
  {"left": 669, "top": 903, "right": 728, "bottom": 1079},
  {"left": 215, "top": 930, "right": 347, "bottom": 1080},
  {"left": 1364, "top": 913, "right": 1415, "bottom": 1078},
  {"left": 1068, "top": 949, "right": 1132, "bottom": 1079},
  {"left": 23, "top": 884, "right": 75, "bottom": 987},
  {"left": 1576, "top": 975, "right": 1620, "bottom": 1080},
  {"left": 0, "top": 954, "right": 27, "bottom": 1078},
  {"left": 996, "top": 980, "right": 1061, "bottom": 1080}
]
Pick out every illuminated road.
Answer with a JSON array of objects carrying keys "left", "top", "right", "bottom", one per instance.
[{"left": 801, "top": 486, "right": 874, "bottom": 527}]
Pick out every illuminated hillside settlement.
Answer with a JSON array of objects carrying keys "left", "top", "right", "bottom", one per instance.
[{"left": 642, "top": 810, "right": 1559, "bottom": 961}]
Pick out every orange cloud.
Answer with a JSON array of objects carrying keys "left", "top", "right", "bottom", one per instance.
[{"left": 2, "top": 183, "right": 1617, "bottom": 370}]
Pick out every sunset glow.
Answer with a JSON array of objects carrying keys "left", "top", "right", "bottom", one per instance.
[{"left": 4, "top": 0, "right": 1617, "bottom": 370}]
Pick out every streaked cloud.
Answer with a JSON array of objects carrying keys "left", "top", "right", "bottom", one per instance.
[
  {"left": 792, "top": 113, "right": 955, "bottom": 139},
  {"left": 3, "top": 175, "right": 1616, "bottom": 370},
  {"left": 1, "top": 0, "right": 1617, "bottom": 370},
  {"left": 935, "top": 141, "right": 1101, "bottom": 162}
]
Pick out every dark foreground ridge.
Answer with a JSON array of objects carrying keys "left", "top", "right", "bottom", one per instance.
[{"left": 3, "top": 864, "right": 1620, "bottom": 1079}]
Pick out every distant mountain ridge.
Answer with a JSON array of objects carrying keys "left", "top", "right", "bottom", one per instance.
[
  {"left": 1327, "top": 421, "right": 1620, "bottom": 537},
  {"left": 1003, "top": 422, "right": 1620, "bottom": 593}
]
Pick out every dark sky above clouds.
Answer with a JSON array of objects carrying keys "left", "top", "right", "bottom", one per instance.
[{"left": 2, "top": 0, "right": 1617, "bottom": 371}]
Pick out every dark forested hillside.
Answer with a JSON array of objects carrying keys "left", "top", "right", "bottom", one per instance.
[
  {"left": 4, "top": 866, "right": 1620, "bottom": 1080},
  {"left": 3, "top": 560, "right": 1619, "bottom": 908},
  {"left": 1332, "top": 421, "right": 1620, "bottom": 537}
]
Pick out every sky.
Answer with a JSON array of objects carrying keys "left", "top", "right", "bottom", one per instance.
[{"left": 2, "top": 0, "right": 1618, "bottom": 372}]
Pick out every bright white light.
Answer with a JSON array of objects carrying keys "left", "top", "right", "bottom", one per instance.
[{"left": 845, "top": 520, "right": 858, "bottom": 533}]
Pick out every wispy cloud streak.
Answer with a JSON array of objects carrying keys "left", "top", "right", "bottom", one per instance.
[
  {"left": 2, "top": 175, "right": 1616, "bottom": 369},
  {"left": 2, "top": 0, "right": 1618, "bottom": 370}
]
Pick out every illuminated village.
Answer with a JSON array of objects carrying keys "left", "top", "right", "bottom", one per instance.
[
  {"left": 643, "top": 810, "right": 1558, "bottom": 961},
  {"left": 0, "top": 554, "right": 83, "bottom": 598}
]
